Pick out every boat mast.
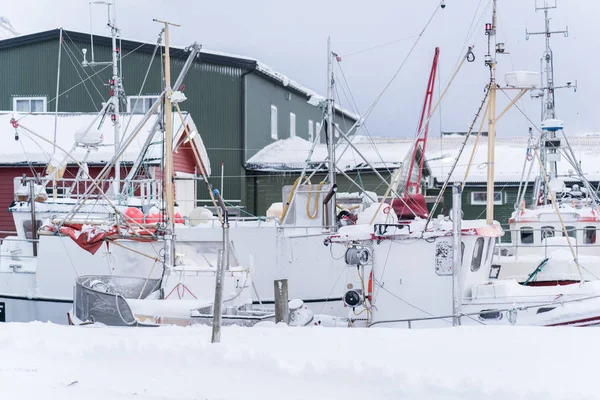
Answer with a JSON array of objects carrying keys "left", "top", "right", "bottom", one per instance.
[
  {"left": 154, "top": 19, "right": 179, "bottom": 268},
  {"left": 82, "top": 1, "right": 123, "bottom": 196},
  {"left": 109, "top": 6, "right": 122, "bottom": 195},
  {"left": 485, "top": 0, "right": 498, "bottom": 225},
  {"left": 326, "top": 37, "right": 337, "bottom": 231},
  {"left": 526, "top": 0, "right": 569, "bottom": 189}
]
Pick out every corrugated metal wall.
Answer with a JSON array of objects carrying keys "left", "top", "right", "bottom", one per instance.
[{"left": 244, "top": 73, "right": 356, "bottom": 162}]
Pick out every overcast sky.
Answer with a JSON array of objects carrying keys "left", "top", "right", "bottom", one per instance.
[{"left": 3, "top": 0, "right": 599, "bottom": 138}]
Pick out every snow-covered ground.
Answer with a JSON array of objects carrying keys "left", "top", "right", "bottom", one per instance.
[{"left": 1, "top": 322, "right": 598, "bottom": 400}]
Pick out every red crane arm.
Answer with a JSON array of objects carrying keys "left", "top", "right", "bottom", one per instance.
[{"left": 405, "top": 47, "right": 439, "bottom": 195}]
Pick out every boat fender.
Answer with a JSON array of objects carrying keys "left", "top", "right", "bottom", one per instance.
[
  {"left": 367, "top": 270, "right": 373, "bottom": 303},
  {"left": 124, "top": 207, "right": 144, "bottom": 224}
]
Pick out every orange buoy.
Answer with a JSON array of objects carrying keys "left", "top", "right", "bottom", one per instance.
[
  {"left": 124, "top": 207, "right": 144, "bottom": 224},
  {"left": 174, "top": 211, "right": 185, "bottom": 224},
  {"left": 145, "top": 206, "right": 162, "bottom": 224}
]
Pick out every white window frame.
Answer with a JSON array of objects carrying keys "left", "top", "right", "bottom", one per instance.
[
  {"left": 470, "top": 191, "right": 504, "bottom": 205},
  {"left": 270, "top": 105, "right": 278, "bottom": 140},
  {"left": 289, "top": 112, "right": 296, "bottom": 138},
  {"left": 127, "top": 95, "right": 160, "bottom": 114},
  {"left": 13, "top": 96, "right": 47, "bottom": 113},
  {"left": 308, "top": 120, "right": 314, "bottom": 142}
]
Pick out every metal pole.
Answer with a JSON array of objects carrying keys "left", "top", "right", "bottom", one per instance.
[
  {"left": 162, "top": 22, "right": 175, "bottom": 227},
  {"left": 53, "top": 28, "right": 63, "bottom": 155},
  {"left": 110, "top": 16, "right": 121, "bottom": 195},
  {"left": 220, "top": 161, "right": 224, "bottom": 199},
  {"left": 153, "top": 19, "right": 180, "bottom": 319},
  {"left": 485, "top": 0, "right": 498, "bottom": 225},
  {"left": 29, "top": 180, "right": 38, "bottom": 257},
  {"left": 326, "top": 37, "right": 337, "bottom": 232},
  {"left": 274, "top": 279, "right": 289, "bottom": 323},
  {"left": 452, "top": 183, "right": 462, "bottom": 326},
  {"left": 212, "top": 189, "right": 228, "bottom": 343}
]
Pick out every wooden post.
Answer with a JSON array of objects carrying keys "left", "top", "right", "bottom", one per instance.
[{"left": 274, "top": 279, "right": 289, "bottom": 323}]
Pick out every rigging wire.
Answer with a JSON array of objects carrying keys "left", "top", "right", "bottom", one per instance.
[
  {"left": 15, "top": 41, "right": 150, "bottom": 124},
  {"left": 62, "top": 31, "right": 109, "bottom": 103},
  {"left": 336, "top": 60, "right": 393, "bottom": 178},
  {"left": 59, "top": 37, "right": 101, "bottom": 111},
  {"left": 339, "top": 35, "right": 420, "bottom": 58},
  {"left": 123, "top": 29, "right": 164, "bottom": 138},
  {"left": 357, "top": 0, "right": 445, "bottom": 127}
]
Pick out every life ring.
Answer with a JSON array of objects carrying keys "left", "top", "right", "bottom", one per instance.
[{"left": 383, "top": 206, "right": 390, "bottom": 215}]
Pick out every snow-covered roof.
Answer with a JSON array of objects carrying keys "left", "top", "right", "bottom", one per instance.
[
  {"left": 0, "top": 112, "right": 211, "bottom": 175},
  {"left": 246, "top": 136, "right": 416, "bottom": 172},
  {"left": 426, "top": 135, "right": 600, "bottom": 184},
  {"left": 247, "top": 134, "right": 600, "bottom": 184}
]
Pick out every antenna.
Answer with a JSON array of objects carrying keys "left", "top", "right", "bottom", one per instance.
[
  {"left": 525, "top": 0, "right": 574, "bottom": 185},
  {"left": 83, "top": 0, "right": 124, "bottom": 195}
]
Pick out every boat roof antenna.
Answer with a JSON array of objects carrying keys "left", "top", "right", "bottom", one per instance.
[
  {"left": 526, "top": 0, "right": 576, "bottom": 187},
  {"left": 82, "top": 1, "right": 124, "bottom": 196}
]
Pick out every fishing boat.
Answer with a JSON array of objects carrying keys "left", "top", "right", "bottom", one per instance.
[
  {"left": 326, "top": 0, "right": 600, "bottom": 329},
  {"left": 0, "top": 8, "right": 253, "bottom": 324},
  {"left": 491, "top": 2, "right": 600, "bottom": 285}
]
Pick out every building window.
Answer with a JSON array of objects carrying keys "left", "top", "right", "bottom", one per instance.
[
  {"left": 520, "top": 227, "right": 534, "bottom": 244},
  {"left": 127, "top": 96, "right": 160, "bottom": 114},
  {"left": 541, "top": 226, "right": 555, "bottom": 240},
  {"left": 270, "top": 105, "right": 278, "bottom": 140},
  {"left": 471, "top": 237, "right": 485, "bottom": 272},
  {"left": 563, "top": 226, "right": 576, "bottom": 238},
  {"left": 289, "top": 112, "right": 296, "bottom": 138},
  {"left": 308, "top": 120, "right": 314, "bottom": 142},
  {"left": 13, "top": 97, "right": 47, "bottom": 113},
  {"left": 471, "top": 191, "right": 504, "bottom": 205}
]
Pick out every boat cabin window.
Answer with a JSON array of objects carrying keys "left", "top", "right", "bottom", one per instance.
[
  {"left": 434, "top": 241, "right": 465, "bottom": 276},
  {"left": 471, "top": 237, "right": 485, "bottom": 272},
  {"left": 584, "top": 226, "right": 596, "bottom": 244},
  {"left": 563, "top": 226, "right": 576, "bottom": 239},
  {"left": 520, "top": 227, "right": 534, "bottom": 244},
  {"left": 541, "top": 226, "right": 554, "bottom": 240}
]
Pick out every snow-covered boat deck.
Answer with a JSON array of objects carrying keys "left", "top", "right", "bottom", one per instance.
[{"left": 2, "top": 322, "right": 598, "bottom": 399}]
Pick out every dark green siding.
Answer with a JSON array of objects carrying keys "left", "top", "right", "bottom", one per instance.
[
  {"left": 244, "top": 73, "right": 355, "bottom": 161},
  {"left": 246, "top": 170, "right": 393, "bottom": 216},
  {"left": 426, "top": 184, "right": 537, "bottom": 241}
]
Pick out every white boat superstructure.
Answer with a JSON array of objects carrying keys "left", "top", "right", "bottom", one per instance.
[
  {"left": 329, "top": 192, "right": 600, "bottom": 328},
  {"left": 495, "top": 188, "right": 600, "bottom": 284}
]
